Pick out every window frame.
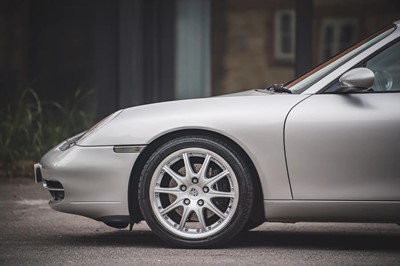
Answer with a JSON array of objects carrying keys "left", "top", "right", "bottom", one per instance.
[{"left": 274, "top": 9, "right": 296, "bottom": 62}]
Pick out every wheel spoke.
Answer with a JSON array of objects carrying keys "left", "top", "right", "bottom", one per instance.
[
  {"left": 198, "top": 154, "right": 211, "bottom": 180},
  {"left": 195, "top": 207, "right": 207, "bottom": 232},
  {"left": 207, "top": 189, "right": 235, "bottom": 199},
  {"left": 154, "top": 186, "right": 182, "bottom": 195},
  {"left": 149, "top": 146, "right": 241, "bottom": 240},
  {"left": 178, "top": 206, "right": 192, "bottom": 230},
  {"left": 204, "top": 169, "right": 229, "bottom": 187},
  {"left": 182, "top": 153, "right": 195, "bottom": 178},
  {"left": 162, "top": 165, "right": 184, "bottom": 185},
  {"left": 160, "top": 198, "right": 183, "bottom": 216},
  {"left": 204, "top": 201, "right": 228, "bottom": 220}
]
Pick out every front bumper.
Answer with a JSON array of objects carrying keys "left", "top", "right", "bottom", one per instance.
[
  {"left": 35, "top": 163, "right": 65, "bottom": 201},
  {"left": 35, "top": 143, "right": 141, "bottom": 220},
  {"left": 34, "top": 163, "right": 43, "bottom": 183}
]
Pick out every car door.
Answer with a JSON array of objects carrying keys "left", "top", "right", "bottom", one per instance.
[{"left": 284, "top": 40, "right": 400, "bottom": 201}]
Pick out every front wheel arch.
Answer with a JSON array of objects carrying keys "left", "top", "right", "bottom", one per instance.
[{"left": 127, "top": 129, "right": 265, "bottom": 226}]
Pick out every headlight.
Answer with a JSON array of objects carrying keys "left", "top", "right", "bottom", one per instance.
[
  {"left": 58, "top": 131, "right": 86, "bottom": 151},
  {"left": 76, "top": 110, "right": 123, "bottom": 144}
]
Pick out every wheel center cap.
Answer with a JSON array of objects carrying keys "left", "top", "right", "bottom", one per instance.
[{"left": 188, "top": 186, "right": 200, "bottom": 199}]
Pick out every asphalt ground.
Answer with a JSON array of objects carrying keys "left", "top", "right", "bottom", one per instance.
[{"left": 1, "top": 178, "right": 400, "bottom": 265}]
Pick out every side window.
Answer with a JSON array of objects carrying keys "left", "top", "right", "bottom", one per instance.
[
  {"left": 324, "top": 40, "right": 400, "bottom": 93},
  {"left": 366, "top": 41, "right": 400, "bottom": 92}
]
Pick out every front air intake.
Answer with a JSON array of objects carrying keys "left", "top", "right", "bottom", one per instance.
[{"left": 43, "top": 180, "right": 65, "bottom": 201}]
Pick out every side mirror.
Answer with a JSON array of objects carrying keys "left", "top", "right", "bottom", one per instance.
[{"left": 338, "top": 67, "right": 375, "bottom": 92}]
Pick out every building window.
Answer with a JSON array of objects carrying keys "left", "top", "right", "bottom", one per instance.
[
  {"left": 320, "top": 18, "right": 358, "bottom": 62},
  {"left": 274, "top": 10, "right": 295, "bottom": 62}
]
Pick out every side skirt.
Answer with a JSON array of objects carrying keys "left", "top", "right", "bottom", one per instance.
[{"left": 264, "top": 200, "right": 400, "bottom": 223}]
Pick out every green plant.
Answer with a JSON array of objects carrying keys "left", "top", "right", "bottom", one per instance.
[{"left": 0, "top": 88, "right": 95, "bottom": 178}]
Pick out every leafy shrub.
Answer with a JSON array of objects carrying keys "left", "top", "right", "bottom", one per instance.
[{"left": 0, "top": 88, "right": 94, "bottom": 178}]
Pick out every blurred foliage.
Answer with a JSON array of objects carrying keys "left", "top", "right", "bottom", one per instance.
[{"left": 0, "top": 88, "right": 95, "bottom": 178}]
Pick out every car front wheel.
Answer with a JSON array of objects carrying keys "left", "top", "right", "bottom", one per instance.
[{"left": 138, "top": 135, "right": 254, "bottom": 248}]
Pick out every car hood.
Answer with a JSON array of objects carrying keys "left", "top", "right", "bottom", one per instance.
[{"left": 78, "top": 90, "right": 308, "bottom": 146}]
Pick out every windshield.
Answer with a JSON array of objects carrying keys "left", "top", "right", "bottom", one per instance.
[{"left": 288, "top": 25, "right": 396, "bottom": 94}]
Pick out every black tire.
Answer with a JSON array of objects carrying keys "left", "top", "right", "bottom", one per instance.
[
  {"left": 241, "top": 219, "right": 264, "bottom": 231},
  {"left": 138, "top": 135, "right": 254, "bottom": 248}
]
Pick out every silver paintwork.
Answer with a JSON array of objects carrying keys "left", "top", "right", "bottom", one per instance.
[
  {"left": 37, "top": 22, "right": 400, "bottom": 226},
  {"left": 265, "top": 201, "right": 400, "bottom": 222},
  {"left": 285, "top": 93, "right": 400, "bottom": 201},
  {"left": 339, "top": 67, "right": 375, "bottom": 89},
  {"left": 77, "top": 93, "right": 310, "bottom": 201},
  {"left": 40, "top": 144, "right": 138, "bottom": 218}
]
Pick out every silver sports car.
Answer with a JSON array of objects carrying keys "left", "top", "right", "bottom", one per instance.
[{"left": 35, "top": 21, "right": 400, "bottom": 248}]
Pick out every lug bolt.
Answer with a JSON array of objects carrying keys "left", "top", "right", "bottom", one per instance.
[
  {"left": 198, "top": 199, "right": 204, "bottom": 206},
  {"left": 180, "top": 185, "right": 187, "bottom": 191},
  {"left": 184, "top": 198, "right": 190, "bottom": 205},
  {"left": 203, "top": 186, "right": 209, "bottom": 193},
  {"left": 192, "top": 177, "right": 199, "bottom": 184}
]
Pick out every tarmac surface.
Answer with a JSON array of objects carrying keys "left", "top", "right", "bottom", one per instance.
[{"left": 1, "top": 178, "right": 400, "bottom": 265}]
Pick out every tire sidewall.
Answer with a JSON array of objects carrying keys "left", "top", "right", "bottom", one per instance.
[{"left": 138, "top": 136, "right": 253, "bottom": 248}]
